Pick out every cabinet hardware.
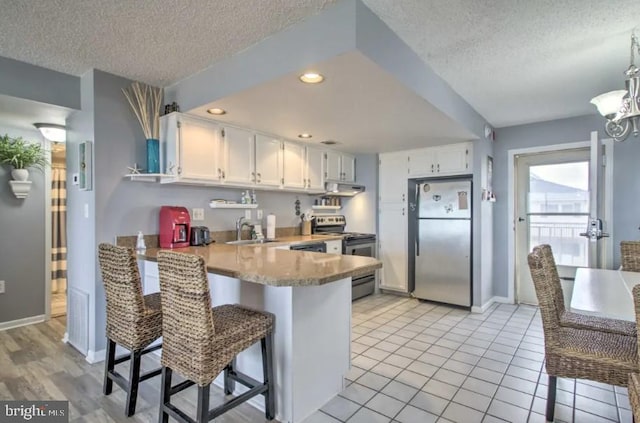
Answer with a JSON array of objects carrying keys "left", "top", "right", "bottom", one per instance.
[
  {"left": 324, "top": 171, "right": 328, "bottom": 178},
  {"left": 437, "top": 164, "right": 440, "bottom": 172},
  {"left": 257, "top": 173, "right": 261, "bottom": 183},
  {"left": 431, "top": 164, "right": 434, "bottom": 172},
  {"left": 177, "top": 167, "right": 182, "bottom": 175},
  {"left": 281, "top": 177, "right": 284, "bottom": 185},
  {"left": 402, "top": 193, "right": 405, "bottom": 201},
  {"left": 402, "top": 208, "right": 405, "bottom": 216},
  {"left": 308, "top": 179, "right": 311, "bottom": 188},
  {"left": 222, "top": 170, "right": 225, "bottom": 179},
  {"left": 221, "top": 129, "right": 225, "bottom": 137},
  {"left": 217, "top": 168, "right": 221, "bottom": 179},
  {"left": 251, "top": 171, "right": 256, "bottom": 182}
]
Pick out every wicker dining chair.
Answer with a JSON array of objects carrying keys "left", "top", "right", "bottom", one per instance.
[
  {"left": 629, "top": 285, "right": 640, "bottom": 423},
  {"left": 532, "top": 244, "right": 635, "bottom": 336},
  {"left": 156, "top": 250, "right": 275, "bottom": 423},
  {"left": 97, "top": 243, "right": 163, "bottom": 417},
  {"left": 622, "top": 241, "right": 640, "bottom": 272},
  {"left": 528, "top": 247, "right": 638, "bottom": 422}
]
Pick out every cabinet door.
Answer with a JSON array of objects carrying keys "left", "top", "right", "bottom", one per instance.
[
  {"left": 341, "top": 153, "right": 356, "bottom": 182},
  {"left": 379, "top": 152, "right": 408, "bottom": 204},
  {"left": 378, "top": 203, "right": 408, "bottom": 292},
  {"left": 325, "top": 150, "right": 342, "bottom": 181},
  {"left": 255, "top": 134, "right": 282, "bottom": 187},
  {"left": 282, "top": 142, "right": 306, "bottom": 189},
  {"left": 306, "top": 147, "right": 325, "bottom": 191},
  {"left": 223, "top": 126, "right": 255, "bottom": 184},
  {"left": 408, "top": 148, "right": 436, "bottom": 177},
  {"left": 435, "top": 144, "right": 470, "bottom": 175},
  {"left": 177, "top": 116, "right": 221, "bottom": 180}
]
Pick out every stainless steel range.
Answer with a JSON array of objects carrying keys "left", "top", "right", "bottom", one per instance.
[{"left": 312, "top": 215, "right": 377, "bottom": 300}]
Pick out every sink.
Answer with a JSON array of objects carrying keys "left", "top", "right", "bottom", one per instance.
[{"left": 225, "top": 239, "right": 277, "bottom": 245}]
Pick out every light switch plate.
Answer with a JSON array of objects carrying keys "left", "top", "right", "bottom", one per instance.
[
  {"left": 256, "top": 209, "right": 263, "bottom": 219},
  {"left": 192, "top": 208, "right": 205, "bottom": 221}
]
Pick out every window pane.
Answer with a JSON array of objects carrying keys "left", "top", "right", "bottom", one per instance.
[
  {"left": 527, "top": 162, "right": 589, "bottom": 213},
  {"left": 528, "top": 215, "right": 589, "bottom": 266}
]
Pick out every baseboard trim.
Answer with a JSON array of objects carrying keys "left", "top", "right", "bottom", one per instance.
[
  {"left": 62, "top": 332, "right": 69, "bottom": 343},
  {"left": 471, "top": 296, "right": 512, "bottom": 314},
  {"left": 86, "top": 348, "right": 106, "bottom": 364},
  {"left": 0, "top": 314, "right": 46, "bottom": 331}
]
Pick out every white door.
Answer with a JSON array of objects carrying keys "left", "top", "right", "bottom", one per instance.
[
  {"left": 436, "top": 144, "right": 470, "bottom": 175},
  {"left": 255, "top": 134, "right": 282, "bottom": 187},
  {"left": 306, "top": 147, "right": 325, "bottom": 191},
  {"left": 222, "top": 126, "right": 254, "bottom": 184},
  {"left": 282, "top": 141, "right": 305, "bottom": 189},
  {"left": 325, "top": 151, "right": 342, "bottom": 181},
  {"left": 178, "top": 117, "right": 221, "bottom": 180},
  {"left": 341, "top": 154, "right": 356, "bottom": 182},
  {"left": 379, "top": 203, "right": 408, "bottom": 292},
  {"left": 515, "top": 148, "right": 593, "bottom": 305},
  {"left": 379, "top": 152, "right": 408, "bottom": 204}
]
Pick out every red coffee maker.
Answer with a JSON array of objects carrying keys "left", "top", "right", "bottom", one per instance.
[{"left": 159, "top": 206, "right": 191, "bottom": 248}]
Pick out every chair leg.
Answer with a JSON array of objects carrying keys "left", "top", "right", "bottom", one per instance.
[
  {"left": 103, "top": 338, "right": 116, "bottom": 395},
  {"left": 159, "top": 367, "right": 172, "bottom": 423},
  {"left": 224, "top": 358, "right": 236, "bottom": 395},
  {"left": 125, "top": 350, "right": 142, "bottom": 417},
  {"left": 197, "top": 384, "right": 210, "bottom": 423},
  {"left": 546, "top": 375, "right": 557, "bottom": 422},
  {"left": 262, "top": 332, "right": 275, "bottom": 420}
]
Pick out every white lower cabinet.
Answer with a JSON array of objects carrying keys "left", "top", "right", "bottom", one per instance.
[
  {"left": 324, "top": 240, "right": 342, "bottom": 255},
  {"left": 378, "top": 203, "right": 408, "bottom": 292}
]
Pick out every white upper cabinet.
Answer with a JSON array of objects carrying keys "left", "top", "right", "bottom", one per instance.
[
  {"left": 282, "top": 141, "right": 306, "bottom": 189},
  {"left": 408, "top": 142, "right": 472, "bottom": 177},
  {"left": 379, "top": 152, "right": 408, "bottom": 204},
  {"left": 255, "top": 134, "right": 282, "bottom": 188},
  {"left": 305, "top": 147, "right": 325, "bottom": 192},
  {"left": 222, "top": 126, "right": 255, "bottom": 185},
  {"left": 161, "top": 113, "right": 222, "bottom": 181},
  {"left": 325, "top": 151, "right": 356, "bottom": 182}
]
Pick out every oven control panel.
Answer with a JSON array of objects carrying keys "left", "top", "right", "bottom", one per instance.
[{"left": 315, "top": 215, "right": 346, "bottom": 226}]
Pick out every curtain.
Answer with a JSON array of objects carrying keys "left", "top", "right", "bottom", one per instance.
[{"left": 51, "top": 167, "right": 67, "bottom": 294}]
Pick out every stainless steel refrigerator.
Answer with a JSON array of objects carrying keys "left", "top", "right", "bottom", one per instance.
[{"left": 410, "top": 179, "right": 472, "bottom": 307}]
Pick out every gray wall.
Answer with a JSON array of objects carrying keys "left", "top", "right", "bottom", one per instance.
[
  {"left": 343, "top": 154, "right": 377, "bottom": 234},
  {"left": 0, "top": 125, "right": 47, "bottom": 322},
  {"left": 492, "top": 114, "right": 640, "bottom": 298}
]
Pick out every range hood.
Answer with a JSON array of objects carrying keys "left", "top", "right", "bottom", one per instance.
[{"left": 324, "top": 182, "right": 365, "bottom": 197}]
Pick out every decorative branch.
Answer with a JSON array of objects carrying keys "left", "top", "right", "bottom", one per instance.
[{"left": 122, "top": 82, "right": 163, "bottom": 140}]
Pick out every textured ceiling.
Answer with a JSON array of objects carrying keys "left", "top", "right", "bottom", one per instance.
[{"left": 0, "top": 0, "right": 638, "bottom": 129}]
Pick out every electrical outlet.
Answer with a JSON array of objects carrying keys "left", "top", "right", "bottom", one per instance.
[
  {"left": 0, "top": 280, "right": 5, "bottom": 294},
  {"left": 244, "top": 210, "right": 252, "bottom": 220},
  {"left": 256, "top": 209, "right": 263, "bottom": 219},
  {"left": 192, "top": 208, "right": 205, "bottom": 221}
]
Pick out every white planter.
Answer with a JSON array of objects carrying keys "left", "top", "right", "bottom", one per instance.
[{"left": 11, "top": 168, "right": 29, "bottom": 181}]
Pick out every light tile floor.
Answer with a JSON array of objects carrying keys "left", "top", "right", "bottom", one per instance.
[{"left": 305, "top": 294, "right": 633, "bottom": 423}]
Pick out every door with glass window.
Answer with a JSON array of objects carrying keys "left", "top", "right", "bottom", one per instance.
[{"left": 515, "top": 149, "right": 592, "bottom": 305}]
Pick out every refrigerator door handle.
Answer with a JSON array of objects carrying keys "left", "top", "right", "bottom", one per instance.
[{"left": 416, "top": 226, "right": 420, "bottom": 256}]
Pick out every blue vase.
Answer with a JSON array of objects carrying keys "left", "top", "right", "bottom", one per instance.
[{"left": 146, "top": 138, "right": 160, "bottom": 173}]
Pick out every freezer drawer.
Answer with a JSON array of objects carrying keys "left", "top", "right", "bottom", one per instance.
[{"left": 414, "top": 219, "right": 471, "bottom": 306}]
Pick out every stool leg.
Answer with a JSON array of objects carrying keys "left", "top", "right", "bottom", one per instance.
[
  {"left": 126, "top": 350, "right": 142, "bottom": 417},
  {"left": 159, "top": 367, "right": 172, "bottom": 423},
  {"left": 262, "top": 332, "right": 275, "bottom": 420},
  {"left": 103, "top": 338, "right": 116, "bottom": 395},
  {"left": 224, "top": 358, "right": 236, "bottom": 395},
  {"left": 197, "top": 384, "right": 210, "bottom": 423},
  {"left": 546, "top": 375, "right": 557, "bottom": 422}
]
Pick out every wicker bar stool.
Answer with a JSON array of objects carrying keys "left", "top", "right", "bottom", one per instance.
[
  {"left": 97, "top": 243, "right": 163, "bottom": 417},
  {"left": 528, "top": 247, "right": 638, "bottom": 422},
  {"left": 156, "top": 250, "right": 275, "bottom": 423},
  {"left": 622, "top": 241, "right": 640, "bottom": 272},
  {"left": 533, "top": 244, "right": 635, "bottom": 336}
]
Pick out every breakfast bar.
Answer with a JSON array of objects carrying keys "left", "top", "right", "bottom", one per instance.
[{"left": 138, "top": 243, "right": 381, "bottom": 423}]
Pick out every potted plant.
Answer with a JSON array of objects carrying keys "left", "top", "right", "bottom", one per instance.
[{"left": 0, "top": 134, "right": 49, "bottom": 181}]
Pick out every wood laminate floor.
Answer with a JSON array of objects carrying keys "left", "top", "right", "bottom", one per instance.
[{"left": 0, "top": 317, "right": 272, "bottom": 422}]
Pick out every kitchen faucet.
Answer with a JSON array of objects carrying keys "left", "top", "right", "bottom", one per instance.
[{"left": 236, "top": 216, "right": 253, "bottom": 240}]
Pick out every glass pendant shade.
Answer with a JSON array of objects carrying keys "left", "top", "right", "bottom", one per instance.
[
  {"left": 590, "top": 90, "right": 627, "bottom": 117},
  {"left": 34, "top": 123, "right": 66, "bottom": 143}
]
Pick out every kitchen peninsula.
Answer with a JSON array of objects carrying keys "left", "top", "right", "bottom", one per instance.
[{"left": 138, "top": 241, "right": 381, "bottom": 423}]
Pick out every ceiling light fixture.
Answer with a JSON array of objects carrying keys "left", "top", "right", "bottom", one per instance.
[
  {"left": 298, "top": 133, "right": 312, "bottom": 139},
  {"left": 299, "top": 73, "right": 324, "bottom": 84},
  {"left": 591, "top": 30, "right": 640, "bottom": 142},
  {"left": 34, "top": 123, "right": 66, "bottom": 143},
  {"left": 207, "top": 108, "right": 227, "bottom": 115}
]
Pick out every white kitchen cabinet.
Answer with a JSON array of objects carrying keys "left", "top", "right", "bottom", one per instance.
[
  {"left": 325, "top": 239, "right": 342, "bottom": 255},
  {"left": 378, "top": 203, "right": 408, "bottom": 292},
  {"left": 255, "top": 134, "right": 282, "bottom": 188},
  {"left": 305, "top": 147, "right": 325, "bottom": 192},
  {"left": 161, "top": 113, "right": 223, "bottom": 181},
  {"left": 222, "top": 126, "right": 255, "bottom": 185},
  {"left": 282, "top": 141, "right": 306, "bottom": 189},
  {"left": 408, "top": 142, "right": 472, "bottom": 177},
  {"left": 325, "top": 151, "right": 356, "bottom": 182},
  {"left": 379, "top": 152, "right": 408, "bottom": 204}
]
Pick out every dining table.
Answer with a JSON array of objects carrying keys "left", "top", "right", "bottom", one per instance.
[{"left": 570, "top": 268, "right": 640, "bottom": 322}]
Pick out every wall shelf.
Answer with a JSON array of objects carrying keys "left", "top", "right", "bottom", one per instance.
[
  {"left": 124, "top": 173, "right": 168, "bottom": 182},
  {"left": 311, "top": 205, "right": 341, "bottom": 211},
  {"left": 209, "top": 202, "right": 258, "bottom": 209}
]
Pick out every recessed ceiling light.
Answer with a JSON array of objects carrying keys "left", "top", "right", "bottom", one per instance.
[
  {"left": 299, "top": 73, "right": 324, "bottom": 84},
  {"left": 207, "top": 108, "right": 226, "bottom": 115},
  {"left": 298, "top": 133, "right": 313, "bottom": 139}
]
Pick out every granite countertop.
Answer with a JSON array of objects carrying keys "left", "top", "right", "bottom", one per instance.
[{"left": 139, "top": 236, "right": 381, "bottom": 287}]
